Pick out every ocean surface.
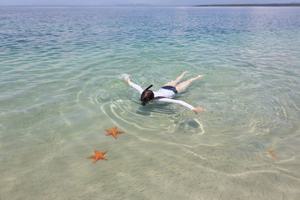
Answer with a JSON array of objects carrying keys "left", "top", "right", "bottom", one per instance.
[{"left": 0, "top": 6, "right": 300, "bottom": 200}]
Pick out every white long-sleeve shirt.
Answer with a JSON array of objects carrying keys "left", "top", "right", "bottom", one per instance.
[{"left": 128, "top": 80, "right": 195, "bottom": 110}]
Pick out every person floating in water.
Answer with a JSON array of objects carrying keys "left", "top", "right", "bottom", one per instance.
[{"left": 123, "top": 71, "right": 205, "bottom": 113}]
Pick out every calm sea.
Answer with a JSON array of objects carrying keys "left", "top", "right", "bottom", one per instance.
[{"left": 0, "top": 6, "right": 300, "bottom": 200}]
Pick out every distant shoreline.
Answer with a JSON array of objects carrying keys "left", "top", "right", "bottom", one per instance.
[{"left": 194, "top": 3, "right": 300, "bottom": 7}]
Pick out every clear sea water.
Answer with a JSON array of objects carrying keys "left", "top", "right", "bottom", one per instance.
[{"left": 0, "top": 6, "right": 300, "bottom": 200}]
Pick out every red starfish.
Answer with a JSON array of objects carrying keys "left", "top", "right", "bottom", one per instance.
[
  {"left": 105, "top": 127, "right": 124, "bottom": 139},
  {"left": 88, "top": 150, "right": 107, "bottom": 163}
]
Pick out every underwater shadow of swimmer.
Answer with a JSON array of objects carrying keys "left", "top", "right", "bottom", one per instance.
[{"left": 176, "top": 118, "right": 204, "bottom": 135}]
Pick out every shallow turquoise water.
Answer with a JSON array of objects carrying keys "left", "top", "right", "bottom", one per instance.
[{"left": 0, "top": 7, "right": 300, "bottom": 200}]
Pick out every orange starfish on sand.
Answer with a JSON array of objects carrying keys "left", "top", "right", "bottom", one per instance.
[
  {"left": 105, "top": 127, "right": 124, "bottom": 139},
  {"left": 267, "top": 148, "right": 277, "bottom": 160},
  {"left": 88, "top": 150, "right": 107, "bottom": 163}
]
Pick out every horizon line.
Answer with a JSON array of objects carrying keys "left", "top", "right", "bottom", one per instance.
[{"left": 0, "top": 3, "right": 300, "bottom": 7}]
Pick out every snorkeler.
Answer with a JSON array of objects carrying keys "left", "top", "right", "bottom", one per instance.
[{"left": 123, "top": 71, "right": 205, "bottom": 113}]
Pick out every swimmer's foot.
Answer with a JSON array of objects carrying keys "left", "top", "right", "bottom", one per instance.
[{"left": 196, "top": 75, "right": 203, "bottom": 80}]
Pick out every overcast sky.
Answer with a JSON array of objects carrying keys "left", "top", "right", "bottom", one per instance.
[{"left": 0, "top": 0, "right": 299, "bottom": 6}]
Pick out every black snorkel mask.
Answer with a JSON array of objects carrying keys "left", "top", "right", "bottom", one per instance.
[{"left": 141, "top": 85, "right": 153, "bottom": 106}]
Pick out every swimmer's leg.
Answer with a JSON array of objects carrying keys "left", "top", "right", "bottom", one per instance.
[
  {"left": 176, "top": 75, "right": 203, "bottom": 93},
  {"left": 164, "top": 71, "right": 188, "bottom": 87}
]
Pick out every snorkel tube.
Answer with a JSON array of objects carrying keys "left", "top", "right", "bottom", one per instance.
[{"left": 144, "top": 85, "right": 153, "bottom": 92}]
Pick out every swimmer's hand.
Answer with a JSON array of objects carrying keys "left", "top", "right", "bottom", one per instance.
[
  {"left": 192, "top": 106, "right": 205, "bottom": 114},
  {"left": 121, "top": 74, "right": 131, "bottom": 84}
]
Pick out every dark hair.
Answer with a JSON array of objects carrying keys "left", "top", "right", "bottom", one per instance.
[{"left": 140, "top": 85, "right": 154, "bottom": 106}]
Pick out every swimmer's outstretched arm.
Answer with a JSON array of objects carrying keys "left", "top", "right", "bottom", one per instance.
[
  {"left": 123, "top": 75, "right": 143, "bottom": 94},
  {"left": 158, "top": 98, "right": 204, "bottom": 114}
]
